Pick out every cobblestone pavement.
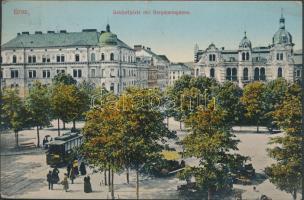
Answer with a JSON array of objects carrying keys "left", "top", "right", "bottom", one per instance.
[{"left": 0, "top": 120, "right": 302, "bottom": 199}]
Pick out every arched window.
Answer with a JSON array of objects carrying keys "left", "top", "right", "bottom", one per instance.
[
  {"left": 226, "top": 68, "right": 231, "bottom": 80},
  {"left": 243, "top": 68, "right": 248, "bottom": 80},
  {"left": 12, "top": 55, "right": 17, "bottom": 63},
  {"left": 242, "top": 52, "right": 246, "bottom": 61},
  {"left": 75, "top": 54, "right": 80, "bottom": 62},
  {"left": 246, "top": 52, "right": 250, "bottom": 61},
  {"left": 254, "top": 68, "right": 260, "bottom": 80},
  {"left": 32, "top": 56, "right": 36, "bottom": 63},
  {"left": 232, "top": 68, "right": 237, "bottom": 81},
  {"left": 110, "top": 53, "right": 114, "bottom": 61},
  {"left": 260, "top": 68, "right": 266, "bottom": 81},
  {"left": 196, "top": 68, "right": 199, "bottom": 76},
  {"left": 101, "top": 53, "right": 105, "bottom": 61},
  {"left": 91, "top": 53, "right": 95, "bottom": 62},
  {"left": 277, "top": 67, "right": 283, "bottom": 78},
  {"left": 210, "top": 68, "right": 215, "bottom": 78}
]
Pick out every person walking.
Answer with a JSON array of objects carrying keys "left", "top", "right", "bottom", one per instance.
[
  {"left": 52, "top": 167, "right": 60, "bottom": 184},
  {"left": 69, "top": 167, "right": 76, "bottom": 184},
  {"left": 73, "top": 159, "right": 79, "bottom": 176},
  {"left": 61, "top": 173, "right": 69, "bottom": 192},
  {"left": 47, "top": 171, "right": 53, "bottom": 190},
  {"left": 80, "top": 162, "right": 87, "bottom": 176},
  {"left": 84, "top": 175, "right": 92, "bottom": 193}
]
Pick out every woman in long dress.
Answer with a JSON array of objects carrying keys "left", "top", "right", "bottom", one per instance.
[
  {"left": 84, "top": 175, "right": 92, "bottom": 193},
  {"left": 61, "top": 173, "right": 69, "bottom": 192}
]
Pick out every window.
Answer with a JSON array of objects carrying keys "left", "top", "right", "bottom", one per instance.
[
  {"left": 243, "top": 68, "right": 248, "bottom": 80},
  {"left": 42, "top": 56, "right": 46, "bottom": 63},
  {"left": 212, "top": 54, "right": 216, "bottom": 61},
  {"left": 296, "top": 70, "right": 301, "bottom": 77},
  {"left": 43, "top": 70, "right": 51, "bottom": 78},
  {"left": 226, "top": 68, "right": 231, "bottom": 80},
  {"left": 278, "top": 67, "right": 283, "bottom": 78},
  {"left": 123, "top": 69, "right": 126, "bottom": 77},
  {"left": 61, "top": 55, "right": 65, "bottom": 62},
  {"left": 210, "top": 68, "right": 215, "bottom": 78},
  {"left": 232, "top": 68, "right": 237, "bottom": 81},
  {"left": 260, "top": 68, "right": 265, "bottom": 80},
  {"left": 254, "top": 68, "right": 260, "bottom": 80},
  {"left": 110, "top": 53, "right": 114, "bottom": 61},
  {"left": 11, "top": 70, "right": 19, "bottom": 78},
  {"left": 110, "top": 69, "right": 115, "bottom": 77},
  {"left": 110, "top": 83, "right": 114, "bottom": 92},
  {"left": 246, "top": 52, "right": 250, "bottom": 61},
  {"left": 57, "top": 69, "right": 65, "bottom": 74},
  {"left": 28, "top": 70, "right": 36, "bottom": 78},
  {"left": 91, "top": 53, "right": 95, "bottom": 62},
  {"left": 90, "top": 68, "right": 96, "bottom": 77},
  {"left": 28, "top": 56, "right": 32, "bottom": 63},
  {"left": 276, "top": 53, "right": 283, "bottom": 61},
  {"left": 242, "top": 52, "right": 246, "bottom": 61},
  {"left": 101, "top": 53, "right": 105, "bottom": 61},
  {"left": 56, "top": 55, "right": 60, "bottom": 62},
  {"left": 196, "top": 68, "right": 199, "bottom": 76},
  {"left": 73, "top": 69, "right": 82, "bottom": 78},
  {"left": 280, "top": 53, "right": 283, "bottom": 60},
  {"left": 32, "top": 56, "right": 36, "bottom": 63},
  {"left": 12, "top": 55, "right": 17, "bottom": 63},
  {"left": 101, "top": 69, "right": 105, "bottom": 78},
  {"left": 209, "top": 54, "right": 216, "bottom": 61},
  {"left": 75, "top": 54, "right": 80, "bottom": 62}
]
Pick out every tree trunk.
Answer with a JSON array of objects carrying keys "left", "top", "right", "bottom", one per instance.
[
  {"left": 73, "top": 120, "right": 76, "bottom": 130},
  {"left": 57, "top": 118, "right": 60, "bottom": 136},
  {"left": 63, "top": 121, "right": 66, "bottom": 130},
  {"left": 208, "top": 187, "right": 212, "bottom": 200},
  {"left": 111, "top": 169, "right": 114, "bottom": 199},
  {"left": 108, "top": 168, "right": 111, "bottom": 192},
  {"left": 36, "top": 126, "right": 40, "bottom": 147},
  {"left": 136, "top": 169, "right": 139, "bottom": 200},
  {"left": 15, "top": 131, "right": 19, "bottom": 148},
  {"left": 104, "top": 170, "right": 107, "bottom": 185},
  {"left": 126, "top": 168, "right": 129, "bottom": 184}
]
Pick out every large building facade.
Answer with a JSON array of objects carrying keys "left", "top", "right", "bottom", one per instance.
[
  {"left": 0, "top": 25, "right": 150, "bottom": 96},
  {"left": 194, "top": 14, "right": 302, "bottom": 87}
]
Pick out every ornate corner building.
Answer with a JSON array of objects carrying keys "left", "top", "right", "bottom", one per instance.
[{"left": 193, "top": 14, "right": 303, "bottom": 87}]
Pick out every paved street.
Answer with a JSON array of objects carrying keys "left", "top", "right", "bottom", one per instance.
[{"left": 0, "top": 119, "right": 301, "bottom": 199}]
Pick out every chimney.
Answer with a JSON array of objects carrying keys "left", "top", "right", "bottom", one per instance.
[
  {"left": 22, "top": 32, "right": 29, "bottom": 35},
  {"left": 35, "top": 31, "right": 42, "bottom": 34},
  {"left": 47, "top": 31, "right": 55, "bottom": 33}
]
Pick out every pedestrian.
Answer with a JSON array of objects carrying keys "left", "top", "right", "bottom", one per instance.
[
  {"left": 73, "top": 159, "right": 79, "bottom": 176},
  {"left": 69, "top": 167, "right": 76, "bottom": 184},
  {"left": 84, "top": 175, "right": 92, "bottom": 193},
  {"left": 52, "top": 167, "right": 60, "bottom": 184},
  {"left": 61, "top": 173, "right": 69, "bottom": 192},
  {"left": 47, "top": 170, "right": 53, "bottom": 190},
  {"left": 80, "top": 162, "right": 87, "bottom": 176}
]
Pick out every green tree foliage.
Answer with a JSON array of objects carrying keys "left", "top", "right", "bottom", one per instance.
[
  {"left": 52, "top": 73, "right": 77, "bottom": 85},
  {"left": 26, "top": 81, "right": 51, "bottom": 147},
  {"left": 50, "top": 83, "right": 87, "bottom": 135},
  {"left": 2, "top": 89, "right": 30, "bottom": 147},
  {"left": 214, "top": 82, "right": 244, "bottom": 126},
  {"left": 241, "top": 82, "right": 267, "bottom": 132},
  {"left": 178, "top": 103, "right": 247, "bottom": 199},
  {"left": 265, "top": 83, "right": 302, "bottom": 200}
]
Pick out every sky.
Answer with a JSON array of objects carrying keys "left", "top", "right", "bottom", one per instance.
[{"left": 2, "top": 1, "right": 303, "bottom": 62}]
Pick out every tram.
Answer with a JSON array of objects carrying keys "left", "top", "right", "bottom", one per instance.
[{"left": 46, "top": 132, "right": 83, "bottom": 167}]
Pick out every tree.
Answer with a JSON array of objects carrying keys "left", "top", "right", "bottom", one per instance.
[
  {"left": 265, "top": 83, "right": 302, "bottom": 200},
  {"left": 178, "top": 103, "right": 247, "bottom": 199},
  {"left": 240, "top": 82, "right": 267, "bottom": 132},
  {"left": 26, "top": 81, "right": 51, "bottom": 147},
  {"left": 52, "top": 73, "right": 77, "bottom": 85},
  {"left": 2, "top": 89, "right": 30, "bottom": 147},
  {"left": 50, "top": 83, "right": 87, "bottom": 135},
  {"left": 117, "top": 87, "right": 175, "bottom": 199},
  {"left": 214, "top": 81, "right": 244, "bottom": 126}
]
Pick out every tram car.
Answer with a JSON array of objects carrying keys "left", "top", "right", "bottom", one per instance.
[{"left": 46, "top": 132, "right": 83, "bottom": 167}]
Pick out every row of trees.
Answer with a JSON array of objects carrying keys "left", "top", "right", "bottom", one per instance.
[{"left": 0, "top": 73, "right": 96, "bottom": 147}]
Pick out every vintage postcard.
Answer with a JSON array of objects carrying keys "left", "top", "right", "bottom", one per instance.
[{"left": 0, "top": 1, "right": 303, "bottom": 199}]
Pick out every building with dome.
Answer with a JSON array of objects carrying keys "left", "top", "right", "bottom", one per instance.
[
  {"left": 193, "top": 13, "right": 302, "bottom": 87},
  {"left": 0, "top": 24, "right": 149, "bottom": 96}
]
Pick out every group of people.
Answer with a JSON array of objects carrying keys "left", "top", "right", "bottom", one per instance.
[
  {"left": 46, "top": 159, "right": 92, "bottom": 193},
  {"left": 42, "top": 136, "right": 53, "bottom": 149},
  {"left": 46, "top": 167, "right": 60, "bottom": 190}
]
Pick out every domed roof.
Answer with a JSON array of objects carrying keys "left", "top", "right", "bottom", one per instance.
[
  {"left": 272, "top": 14, "right": 293, "bottom": 45},
  {"left": 239, "top": 32, "right": 251, "bottom": 48},
  {"left": 99, "top": 24, "right": 118, "bottom": 45}
]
